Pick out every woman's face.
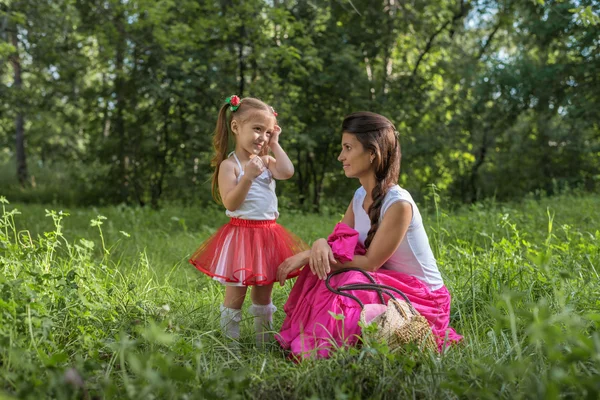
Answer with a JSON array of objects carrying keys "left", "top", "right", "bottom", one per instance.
[{"left": 337, "top": 133, "right": 373, "bottom": 178}]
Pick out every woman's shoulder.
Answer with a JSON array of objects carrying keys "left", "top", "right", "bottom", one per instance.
[
  {"left": 385, "top": 185, "right": 413, "bottom": 201},
  {"left": 381, "top": 185, "right": 417, "bottom": 219}
]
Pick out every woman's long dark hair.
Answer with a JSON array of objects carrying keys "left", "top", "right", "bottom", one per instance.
[{"left": 342, "top": 112, "right": 401, "bottom": 248}]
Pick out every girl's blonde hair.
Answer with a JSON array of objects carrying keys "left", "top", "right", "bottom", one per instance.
[{"left": 211, "top": 97, "right": 276, "bottom": 203}]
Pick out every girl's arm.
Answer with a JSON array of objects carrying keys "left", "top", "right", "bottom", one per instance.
[
  {"left": 265, "top": 126, "right": 294, "bottom": 180},
  {"left": 277, "top": 249, "right": 311, "bottom": 286},
  {"left": 218, "top": 159, "right": 253, "bottom": 211}
]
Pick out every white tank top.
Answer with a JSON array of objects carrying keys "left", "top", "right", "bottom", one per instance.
[
  {"left": 225, "top": 153, "right": 279, "bottom": 220},
  {"left": 352, "top": 185, "right": 443, "bottom": 290}
]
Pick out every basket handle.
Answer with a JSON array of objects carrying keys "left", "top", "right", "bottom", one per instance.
[
  {"left": 326, "top": 267, "right": 385, "bottom": 306},
  {"left": 336, "top": 283, "right": 418, "bottom": 315},
  {"left": 325, "top": 267, "right": 415, "bottom": 313}
]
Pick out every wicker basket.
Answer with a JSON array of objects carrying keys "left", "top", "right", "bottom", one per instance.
[{"left": 326, "top": 268, "right": 437, "bottom": 352}]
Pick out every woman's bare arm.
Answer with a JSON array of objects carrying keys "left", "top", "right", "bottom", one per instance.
[{"left": 332, "top": 201, "right": 412, "bottom": 272}]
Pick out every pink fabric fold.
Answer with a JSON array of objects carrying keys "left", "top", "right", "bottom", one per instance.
[
  {"left": 327, "top": 223, "right": 366, "bottom": 263},
  {"left": 276, "top": 268, "right": 462, "bottom": 359}
]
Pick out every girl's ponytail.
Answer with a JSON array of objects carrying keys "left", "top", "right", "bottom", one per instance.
[{"left": 211, "top": 103, "right": 231, "bottom": 203}]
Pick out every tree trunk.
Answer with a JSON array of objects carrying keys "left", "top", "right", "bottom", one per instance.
[
  {"left": 307, "top": 152, "right": 319, "bottom": 212},
  {"left": 237, "top": 24, "right": 246, "bottom": 96},
  {"left": 114, "top": 10, "right": 128, "bottom": 202},
  {"left": 380, "top": 0, "right": 396, "bottom": 99},
  {"left": 295, "top": 146, "right": 306, "bottom": 205},
  {"left": 10, "top": 26, "right": 27, "bottom": 186},
  {"left": 467, "top": 133, "right": 487, "bottom": 204},
  {"left": 150, "top": 100, "right": 171, "bottom": 209}
]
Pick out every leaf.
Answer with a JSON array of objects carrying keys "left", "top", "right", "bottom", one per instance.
[
  {"left": 328, "top": 311, "right": 345, "bottom": 321},
  {"left": 42, "top": 352, "right": 68, "bottom": 367}
]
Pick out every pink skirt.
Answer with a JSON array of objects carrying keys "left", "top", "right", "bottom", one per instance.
[
  {"left": 277, "top": 267, "right": 462, "bottom": 359},
  {"left": 189, "top": 218, "right": 308, "bottom": 286}
]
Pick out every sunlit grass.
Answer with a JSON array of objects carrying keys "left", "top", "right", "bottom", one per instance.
[{"left": 1, "top": 193, "right": 599, "bottom": 399}]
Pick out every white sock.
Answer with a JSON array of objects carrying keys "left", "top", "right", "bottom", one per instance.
[
  {"left": 248, "top": 302, "right": 277, "bottom": 346},
  {"left": 220, "top": 304, "right": 242, "bottom": 340}
]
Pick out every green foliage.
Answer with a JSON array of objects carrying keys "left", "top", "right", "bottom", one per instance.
[
  {"left": 1, "top": 194, "right": 600, "bottom": 398},
  {"left": 1, "top": 0, "right": 598, "bottom": 209}
]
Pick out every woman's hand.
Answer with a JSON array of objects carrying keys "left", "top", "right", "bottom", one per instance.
[
  {"left": 309, "top": 238, "right": 337, "bottom": 280},
  {"left": 277, "top": 250, "right": 309, "bottom": 286}
]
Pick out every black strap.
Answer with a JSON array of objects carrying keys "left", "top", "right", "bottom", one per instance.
[
  {"left": 326, "top": 267, "right": 383, "bottom": 307},
  {"left": 325, "top": 267, "right": 416, "bottom": 313}
]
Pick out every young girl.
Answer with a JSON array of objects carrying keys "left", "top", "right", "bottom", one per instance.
[{"left": 189, "top": 95, "right": 307, "bottom": 345}]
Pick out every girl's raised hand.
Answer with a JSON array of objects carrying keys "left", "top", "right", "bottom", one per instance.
[
  {"left": 269, "top": 125, "right": 282, "bottom": 146},
  {"left": 244, "top": 156, "right": 265, "bottom": 180}
]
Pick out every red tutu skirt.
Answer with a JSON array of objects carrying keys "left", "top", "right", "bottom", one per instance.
[{"left": 189, "top": 218, "right": 308, "bottom": 286}]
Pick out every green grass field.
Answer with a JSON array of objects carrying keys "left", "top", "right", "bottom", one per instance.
[{"left": 1, "top": 194, "right": 599, "bottom": 399}]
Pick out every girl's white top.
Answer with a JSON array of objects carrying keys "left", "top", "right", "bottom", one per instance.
[
  {"left": 225, "top": 153, "right": 279, "bottom": 220},
  {"left": 353, "top": 185, "right": 444, "bottom": 290}
]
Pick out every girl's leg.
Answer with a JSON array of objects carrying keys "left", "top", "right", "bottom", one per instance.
[
  {"left": 249, "top": 284, "right": 276, "bottom": 345},
  {"left": 221, "top": 286, "right": 247, "bottom": 340}
]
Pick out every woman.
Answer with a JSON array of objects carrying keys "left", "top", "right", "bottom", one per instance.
[{"left": 276, "top": 112, "right": 462, "bottom": 359}]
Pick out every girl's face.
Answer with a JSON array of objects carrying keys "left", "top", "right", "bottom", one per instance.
[
  {"left": 337, "top": 133, "right": 374, "bottom": 178},
  {"left": 231, "top": 111, "right": 276, "bottom": 156}
]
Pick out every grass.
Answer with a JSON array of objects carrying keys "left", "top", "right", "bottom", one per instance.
[{"left": 1, "top": 193, "right": 599, "bottom": 399}]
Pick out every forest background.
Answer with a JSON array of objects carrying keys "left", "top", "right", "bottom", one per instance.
[{"left": 1, "top": 0, "right": 598, "bottom": 210}]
